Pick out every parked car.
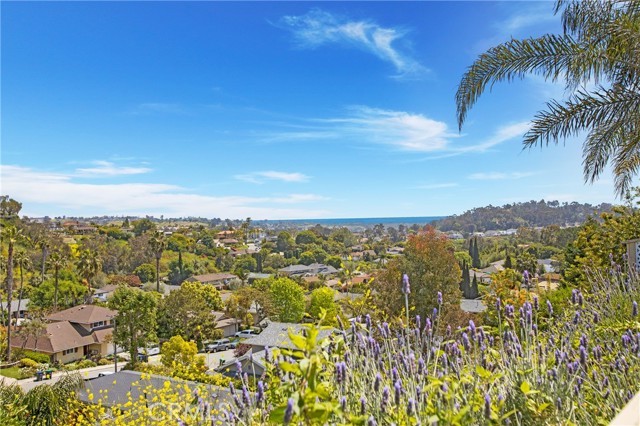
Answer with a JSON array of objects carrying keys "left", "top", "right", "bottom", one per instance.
[
  {"left": 206, "top": 338, "right": 232, "bottom": 352},
  {"left": 137, "top": 346, "right": 160, "bottom": 356},
  {"left": 234, "top": 329, "right": 258, "bottom": 339}
]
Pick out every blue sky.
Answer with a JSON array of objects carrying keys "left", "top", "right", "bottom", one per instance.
[{"left": 1, "top": 1, "right": 618, "bottom": 220}]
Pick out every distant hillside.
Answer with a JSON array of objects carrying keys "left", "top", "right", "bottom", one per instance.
[{"left": 433, "top": 200, "right": 613, "bottom": 232}]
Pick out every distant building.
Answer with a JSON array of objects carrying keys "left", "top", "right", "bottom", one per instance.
[
  {"left": 278, "top": 263, "right": 338, "bottom": 277},
  {"left": 184, "top": 272, "right": 238, "bottom": 289}
]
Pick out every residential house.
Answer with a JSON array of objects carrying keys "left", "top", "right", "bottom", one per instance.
[
  {"left": 92, "top": 285, "right": 118, "bottom": 303},
  {"left": 247, "top": 273, "right": 273, "bottom": 284},
  {"left": 13, "top": 304, "right": 117, "bottom": 364},
  {"left": 1, "top": 298, "right": 30, "bottom": 321},
  {"left": 278, "top": 263, "right": 338, "bottom": 277},
  {"left": 242, "top": 321, "right": 335, "bottom": 353},
  {"left": 213, "top": 311, "right": 242, "bottom": 337},
  {"left": 184, "top": 273, "right": 238, "bottom": 290}
]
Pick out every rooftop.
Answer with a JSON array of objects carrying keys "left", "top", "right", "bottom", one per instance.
[{"left": 46, "top": 305, "right": 117, "bottom": 325}]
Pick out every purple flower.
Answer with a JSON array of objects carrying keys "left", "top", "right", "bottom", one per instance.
[
  {"left": 415, "top": 315, "right": 421, "bottom": 329},
  {"left": 496, "top": 297, "right": 501, "bottom": 311},
  {"left": 547, "top": 300, "right": 553, "bottom": 315},
  {"left": 360, "top": 395, "right": 367, "bottom": 415},
  {"left": 242, "top": 385, "right": 250, "bottom": 405},
  {"left": 468, "top": 320, "right": 476, "bottom": 337},
  {"left": 381, "top": 386, "right": 390, "bottom": 411},
  {"left": 633, "top": 301, "right": 638, "bottom": 317},
  {"left": 533, "top": 295, "right": 539, "bottom": 310},
  {"left": 402, "top": 273, "right": 411, "bottom": 294},
  {"left": 407, "top": 398, "right": 415, "bottom": 416},
  {"left": 340, "top": 396, "right": 347, "bottom": 412},
  {"left": 368, "top": 416, "right": 377, "bottom": 426},
  {"left": 572, "top": 289, "right": 578, "bottom": 304},
  {"left": 523, "top": 270, "right": 530, "bottom": 285},
  {"left": 394, "top": 380, "right": 402, "bottom": 405},
  {"left": 484, "top": 393, "right": 491, "bottom": 419},
  {"left": 437, "top": 291, "right": 443, "bottom": 305},
  {"left": 374, "top": 373, "right": 382, "bottom": 391},
  {"left": 256, "top": 381, "right": 265, "bottom": 405}
]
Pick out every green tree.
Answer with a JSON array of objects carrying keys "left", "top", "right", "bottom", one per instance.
[
  {"left": 108, "top": 286, "right": 158, "bottom": 365},
  {"left": 148, "top": 231, "right": 166, "bottom": 292},
  {"left": 307, "top": 287, "right": 339, "bottom": 326},
  {"left": 2, "top": 225, "right": 23, "bottom": 360},
  {"left": 47, "top": 250, "right": 68, "bottom": 311},
  {"left": 457, "top": 0, "right": 640, "bottom": 195},
  {"left": 295, "top": 230, "right": 319, "bottom": 246},
  {"left": 373, "top": 226, "right": 462, "bottom": 320},
  {"left": 133, "top": 263, "right": 156, "bottom": 283},
  {"left": 160, "top": 335, "right": 198, "bottom": 369},
  {"left": 76, "top": 249, "right": 102, "bottom": 292},
  {"left": 157, "top": 281, "right": 221, "bottom": 345},
  {"left": 13, "top": 250, "right": 31, "bottom": 321},
  {"left": 299, "top": 251, "right": 316, "bottom": 266},
  {"left": 267, "top": 277, "right": 306, "bottom": 323},
  {"left": 132, "top": 218, "right": 156, "bottom": 236},
  {"left": 276, "top": 231, "right": 294, "bottom": 253}
]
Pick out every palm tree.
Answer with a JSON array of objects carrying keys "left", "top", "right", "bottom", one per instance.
[
  {"left": 149, "top": 231, "right": 166, "bottom": 293},
  {"left": 3, "top": 225, "right": 24, "bottom": 360},
  {"left": 47, "top": 250, "right": 68, "bottom": 310},
  {"left": 13, "top": 250, "right": 32, "bottom": 323},
  {"left": 456, "top": 0, "right": 640, "bottom": 195},
  {"left": 35, "top": 237, "right": 51, "bottom": 285},
  {"left": 76, "top": 249, "right": 102, "bottom": 294}
]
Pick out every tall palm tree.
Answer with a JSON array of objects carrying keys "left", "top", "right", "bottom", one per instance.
[
  {"left": 149, "top": 231, "right": 166, "bottom": 293},
  {"left": 36, "top": 237, "right": 51, "bottom": 285},
  {"left": 47, "top": 250, "right": 68, "bottom": 310},
  {"left": 76, "top": 249, "right": 102, "bottom": 293},
  {"left": 3, "top": 225, "right": 24, "bottom": 360},
  {"left": 13, "top": 250, "right": 32, "bottom": 324},
  {"left": 456, "top": 0, "right": 640, "bottom": 195}
]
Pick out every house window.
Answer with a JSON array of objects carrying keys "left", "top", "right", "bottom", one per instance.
[{"left": 63, "top": 348, "right": 78, "bottom": 356}]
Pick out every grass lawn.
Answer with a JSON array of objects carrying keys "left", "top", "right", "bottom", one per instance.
[{"left": 0, "top": 366, "right": 23, "bottom": 379}]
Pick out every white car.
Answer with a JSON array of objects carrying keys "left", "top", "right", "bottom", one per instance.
[
  {"left": 138, "top": 346, "right": 160, "bottom": 356},
  {"left": 234, "top": 329, "right": 257, "bottom": 339}
]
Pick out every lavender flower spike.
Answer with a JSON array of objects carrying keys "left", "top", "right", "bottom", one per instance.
[
  {"left": 402, "top": 273, "right": 411, "bottom": 294},
  {"left": 437, "top": 291, "right": 443, "bottom": 305},
  {"left": 633, "top": 301, "right": 638, "bottom": 317},
  {"left": 284, "top": 398, "right": 294, "bottom": 424},
  {"left": 484, "top": 393, "right": 491, "bottom": 419}
]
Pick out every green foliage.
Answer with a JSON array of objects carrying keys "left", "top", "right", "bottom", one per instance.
[
  {"left": 29, "top": 278, "right": 88, "bottom": 310},
  {"left": 374, "top": 226, "right": 462, "bottom": 320},
  {"left": 295, "top": 230, "right": 320, "bottom": 245},
  {"left": 19, "top": 358, "right": 39, "bottom": 368},
  {"left": 307, "top": 287, "right": 339, "bottom": 326},
  {"left": 108, "top": 285, "right": 158, "bottom": 365},
  {"left": 563, "top": 205, "right": 640, "bottom": 286},
  {"left": 133, "top": 262, "right": 156, "bottom": 283},
  {"left": 20, "top": 350, "right": 50, "bottom": 364},
  {"left": 161, "top": 335, "right": 198, "bottom": 368},
  {"left": 267, "top": 276, "right": 306, "bottom": 323},
  {"left": 131, "top": 218, "right": 156, "bottom": 236},
  {"left": 457, "top": 1, "right": 640, "bottom": 195},
  {"left": 157, "top": 281, "right": 221, "bottom": 344}
]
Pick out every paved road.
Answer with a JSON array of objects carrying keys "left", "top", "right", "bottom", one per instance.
[{"left": 12, "top": 364, "right": 123, "bottom": 392}]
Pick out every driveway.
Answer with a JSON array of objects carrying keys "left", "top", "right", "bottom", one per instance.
[{"left": 201, "top": 348, "right": 236, "bottom": 369}]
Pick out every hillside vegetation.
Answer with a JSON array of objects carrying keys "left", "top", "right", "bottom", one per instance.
[{"left": 433, "top": 200, "right": 613, "bottom": 232}]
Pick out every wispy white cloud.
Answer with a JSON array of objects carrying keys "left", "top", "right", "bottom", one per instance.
[
  {"left": 468, "top": 171, "right": 535, "bottom": 181},
  {"left": 1, "top": 165, "right": 329, "bottom": 219},
  {"left": 324, "top": 106, "right": 455, "bottom": 152},
  {"left": 75, "top": 161, "right": 152, "bottom": 177},
  {"left": 235, "top": 171, "right": 310, "bottom": 184},
  {"left": 501, "top": 10, "right": 557, "bottom": 33},
  {"left": 278, "top": 9, "right": 426, "bottom": 77}
]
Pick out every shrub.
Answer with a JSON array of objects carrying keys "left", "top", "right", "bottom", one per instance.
[
  {"left": 76, "top": 360, "right": 97, "bottom": 369},
  {"left": 97, "top": 358, "right": 111, "bottom": 366},
  {"left": 20, "top": 358, "right": 39, "bottom": 369},
  {"left": 234, "top": 343, "right": 251, "bottom": 357},
  {"left": 21, "top": 350, "right": 50, "bottom": 364}
]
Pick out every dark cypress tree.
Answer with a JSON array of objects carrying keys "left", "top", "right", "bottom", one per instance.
[
  {"left": 504, "top": 254, "right": 513, "bottom": 269},
  {"left": 472, "top": 237, "right": 481, "bottom": 268},
  {"left": 471, "top": 274, "right": 479, "bottom": 299}
]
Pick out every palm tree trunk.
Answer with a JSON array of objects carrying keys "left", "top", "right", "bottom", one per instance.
[
  {"left": 16, "top": 266, "right": 24, "bottom": 324},
  {"left": 41, "top": 246, "right": 47, "bottom": 285},
  {"left": 155, "top": 257, "right": 160, "bottom": 292},
  {"left": 6, "top": 240, "right": 14, "bottom": 361},
  {"left": 54, "top": 267, "right": 59, "bottom": 310}
]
